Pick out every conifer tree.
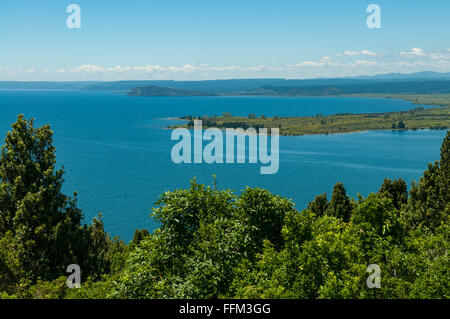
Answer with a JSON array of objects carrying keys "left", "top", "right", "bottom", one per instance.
[
  {"left": 378, "top": 178, "right": 408, "bottom": 209},
  {"left": 0, "top": 115, "right": 112, "bottom": 282},
  {"left": 326, "top": 182, "right": 353, "bottom": 222},
  {"left": 307, "top": 193, "right": 328, "bottom": 217}
]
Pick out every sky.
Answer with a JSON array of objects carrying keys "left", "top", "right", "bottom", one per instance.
[{"left": 1, "top": 0, "right": 450, "bottom": 80}]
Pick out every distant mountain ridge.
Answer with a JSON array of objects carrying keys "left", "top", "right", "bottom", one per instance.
[
  {"left": 350, "top": 71, "right": 450, "bottom": 80},
  {"left": 1, "top": 71, "right": 450, "bottom": 93},
  {"left": 128, "top": 80, "right": 450, "bottom": 97}
]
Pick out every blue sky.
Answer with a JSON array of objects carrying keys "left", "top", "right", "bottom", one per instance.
[{"left": 1, "top": 0, "right": 450, "bottom": 80}]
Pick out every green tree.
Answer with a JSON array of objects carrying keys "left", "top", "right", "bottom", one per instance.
[
  {"left": 351, "top": 194, "right": 403, "bottom": 240},
  {"left": 151, "top": 179, "right": 235, "bottom": 260},
  {"left": 0, "top": 115, "right": 114, "bottom": 286},
  {"left": 378, "top": 178, "right": 407, "bottom": 209},
  {"left": 231, "top": 213, "right": 362, "bottom": 299},
  {"left": 307, "top": 192, "right": 328, "bottom": 217},
  {"left": 113, "top": 179, "right": 246, "bottom": 298},
  {"left": 237, "top": 187, "right": 295, "bottom": 254},
  {"left": 397, "top": 121, "right": 406, "bottom": 129},
  {"left": 407, "top": 132, "right": 449, "bottom": 231},
  {"left": 131, "top": 229, "right": 150, "bottom": 246},
  {"left": 439, "top": 131, "right": 449, "bottom": 204},
  {"left": 326, "top": 182, "right": 353, "bottom": 222},
  {"left": 0, "top": 115, "right": 85, "bottom": 280}
]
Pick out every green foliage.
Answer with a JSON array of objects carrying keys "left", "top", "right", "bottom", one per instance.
[
  {"left": 236, "top": 187, "right": 296, "bottom": 254},
  {"left": 232, "top": 214, "right": 363, "bottom": 299},
  {"left": 110, "top": 181, "right": 296, "bottom": 299},
  {"left": 64, "top": 275, "right": 117, "bottom": 299},
  {"left": 0, "top": 115, "right": 84, "bottom": 281},
  {"left": 0, "top": 231, "right": 23, "bottom": 293},
  {"left": 352, "top": 194, "right": 401, "bottom": 238},
  {"left": 439, "top": 131, "right": 449, "bottom": 203},
  {"left": 378, "top": 178, "right": 407, "bottom": 209},
  {"left": 151, "top": 179, "right": 236, "bottom": 262}
]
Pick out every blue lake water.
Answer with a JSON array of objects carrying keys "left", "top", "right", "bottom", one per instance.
[{"left": 0, "top": 90, "right": 446, "bottom": 241}]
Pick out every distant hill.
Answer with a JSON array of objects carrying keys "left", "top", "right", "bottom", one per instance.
[
  {"left": 249, "top": 80, "right": 450, "bottom": 96},
  {"left": 127, "top": 85, "right": 216, "bottom": 97}
]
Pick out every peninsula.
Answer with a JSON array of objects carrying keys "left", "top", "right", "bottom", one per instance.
[{"left": 168, "top": 95, "right": 450, "bottom": 136}]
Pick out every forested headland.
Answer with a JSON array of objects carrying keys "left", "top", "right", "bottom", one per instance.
[{"left": 0, "top": 115, "right": 448, "bottom": 299}]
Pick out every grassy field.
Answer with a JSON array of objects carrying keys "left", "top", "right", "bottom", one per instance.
[{"left": 169, "top": 94, "right": 450, "bottom": 136}]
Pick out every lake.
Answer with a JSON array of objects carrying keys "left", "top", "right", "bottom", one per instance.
[{"left": 0, "top": 90, "right": 446, "bottom": 241}]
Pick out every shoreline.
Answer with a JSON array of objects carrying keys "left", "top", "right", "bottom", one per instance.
[
  {"left": 165, "top": 125, "right": 449, "bottom": 136},
  {"left": 165, "top": 94, "right": 450, "bottom": 136}
]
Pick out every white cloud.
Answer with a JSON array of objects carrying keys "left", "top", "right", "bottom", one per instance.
[
  {"left": 429, "top": 49, "right": 450, "bottom": 60},
  {"left": 361, "top": 50, "right": 378, "bottom": 56},
  {"left": 400, "top": 48, "right": 427, "bottom": 57},
  {"left": 295, "top": 61, "right": 327, "bottom": 67},
  {"left": 344, "top": 50, "right": 360, "bottom": 56},
  {"left": 352, "top": 60, "right": 378, "bottom": 67},
  {"left": 3, "top": 48, "right": 450, "bottom": 80},
  {"left": 342, "top": 50, "right": 378, "bottom": 57},
  {"left": 69, "top": 64, "right": 105, "bottom": 73}
]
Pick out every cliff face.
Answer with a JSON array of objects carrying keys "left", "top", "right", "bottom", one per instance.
[{"left": 127, "top": 85, "right": 214, "bottom": 96}]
